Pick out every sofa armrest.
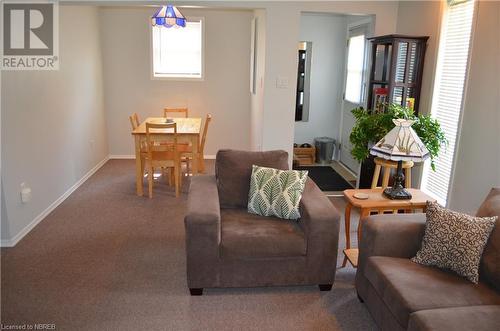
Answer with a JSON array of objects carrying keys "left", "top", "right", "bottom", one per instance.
[
  {"left": 184, "top": 175, "right": 221, "bottom": 287},
  {"left": 357, "top": 213, "right": 426, "bottom": 275},
  {"left": 299, "top": 179, "right": 341, "bottom": 282}
]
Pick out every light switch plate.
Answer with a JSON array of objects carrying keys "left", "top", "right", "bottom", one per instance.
[{"left": 276, "top": 76, "right": 289, "bottom": 89}]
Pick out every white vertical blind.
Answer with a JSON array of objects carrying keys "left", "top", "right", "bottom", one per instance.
[{"left": 421, "top": 0, "right": 475, "bottom": 205}]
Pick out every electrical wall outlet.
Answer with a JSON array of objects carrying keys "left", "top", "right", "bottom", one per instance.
[{"left": 20, "top": 183, "right": 32, "bottom": 203}]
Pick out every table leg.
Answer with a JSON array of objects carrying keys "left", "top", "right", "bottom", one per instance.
[
  {"left": 135, "top": 135, "right": 143, "bottom": 196},
  {"left": 371, "top": 164, "right": 381, "bottom": 188},
  {"left": 342, "top": 203, "right": 353, "bottom": 267},
  {"left": 405, "top": 167, "right": 412, "bottom": 188},
  {"left": 191, "top": 136, "right": 199, "bottom": 174},
  {"left": 358, "top": 208, "right": 370, "bottom": 246},
  {"left": 382, "top": 168, "right": 391, "bottom": 188}
]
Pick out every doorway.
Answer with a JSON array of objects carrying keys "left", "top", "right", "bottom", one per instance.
[
  {"left": 339, "top": 20, "right": 372, "bottom": 176},
  {"left": 293, "top": 13, "right": 372, "bottom": 186}
]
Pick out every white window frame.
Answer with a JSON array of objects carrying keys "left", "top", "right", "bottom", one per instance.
[
  {"left": 150, "top": 17, "right": 205, "bottom": 81},
  {"left": 343, "top": 23, "right": 370, "bottom": 105},
  {"left": 420, "top": 0, "right": 478, "bottom": 206}
]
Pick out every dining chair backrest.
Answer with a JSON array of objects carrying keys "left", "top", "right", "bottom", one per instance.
[
  {"left": 164, "top": 107, "right": 189, "bottom": 118},
  {"left": 199, "top": 114, "right": 212, "bottom": 154},
  {"left": 129, "top": 113, "right": 140, "bottom": 130},
  {"left": 145, "top": 122, "right": 178, "bottom": 158}
]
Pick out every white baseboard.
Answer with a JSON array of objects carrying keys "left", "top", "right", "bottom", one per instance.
[
  {"left": 109, "top": 155, "right": 135, "bottom": 159},
  {"left": 337, "top": 161, "right": 358, "bottom": 179},
  {"left": 0, "top": 156, "right": 109, "bottom": 247},
  {"left": 109, "top": 154, "right": 216, "bottom": 159}
]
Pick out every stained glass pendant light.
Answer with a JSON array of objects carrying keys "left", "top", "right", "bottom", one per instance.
[{"left": 151, "top": 5, "right": 186, "bottom": 28}]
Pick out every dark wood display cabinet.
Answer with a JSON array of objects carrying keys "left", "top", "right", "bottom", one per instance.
[
  {"left": 358, "top": 34, "right": 429, "bottom": 189},
  {"left": 366, "top": 34, "right": 428, "bottom": 115}
]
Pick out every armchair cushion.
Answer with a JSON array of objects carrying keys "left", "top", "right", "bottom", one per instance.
[
  {"left": 364, "top": 256, "right": 500, "bottom": 328},
  {"left": 247, "top": 165, "right": 308, "bottom": 220},
  {"left": 221, "top": 209, "right": 306, "bottom": 259},
  {"left": 215, "top": 150, "right": 289, "bottom": 209}
]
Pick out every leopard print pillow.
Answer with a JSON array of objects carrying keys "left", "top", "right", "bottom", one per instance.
[{"left": 412, "top": 201, "right": 497, "bottom": 283}]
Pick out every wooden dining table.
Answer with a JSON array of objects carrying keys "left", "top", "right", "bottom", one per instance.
[{"left": 131, "top": 117, "right": 202, "bottom": 196}]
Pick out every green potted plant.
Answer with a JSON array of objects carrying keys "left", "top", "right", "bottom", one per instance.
[{"left": 350, "top": 103, "right": 447, "bottom": 172}]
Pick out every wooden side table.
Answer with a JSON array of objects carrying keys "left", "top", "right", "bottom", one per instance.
[{"left": 342, "top": 188, "right": 435, "bottom": 268}]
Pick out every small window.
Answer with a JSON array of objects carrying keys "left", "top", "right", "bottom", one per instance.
[
  {"left": 344, "top": 29, "right": 367, "bottom": 104},
  {"left": 151, "top": 18, "right": 203, "bottom": 79}
]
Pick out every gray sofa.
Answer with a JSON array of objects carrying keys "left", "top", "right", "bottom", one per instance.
[
  {"left": 356, "top": 188, "right": 500, "bottom": 330},
  {"left": 184, "top": 149, "right": 340, "bottom": 295}
]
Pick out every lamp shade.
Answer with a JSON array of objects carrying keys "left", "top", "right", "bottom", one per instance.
[
  {"left": 151, "top": 5, "right": 186, "bottom": 28},
  {"left": 370, "top": 119, "right": 430, "bottom": 162}
]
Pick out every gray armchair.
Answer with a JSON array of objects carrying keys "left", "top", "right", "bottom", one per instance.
[{"left": 184, "top": 150, "right": 340, "bottom": 295}]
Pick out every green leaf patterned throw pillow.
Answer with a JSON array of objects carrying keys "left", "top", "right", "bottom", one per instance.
[{"left": 247, "top": 165, "right": 308, "bottom": 220}]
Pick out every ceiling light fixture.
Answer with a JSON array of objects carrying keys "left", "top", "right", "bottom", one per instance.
[{"left": 151, "top": 5, "right": 186, "bottom": 28}]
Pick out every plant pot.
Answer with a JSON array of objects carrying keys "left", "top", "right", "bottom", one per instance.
[{"left": 358, "top": 155, "right": 376, "bottom": 189}]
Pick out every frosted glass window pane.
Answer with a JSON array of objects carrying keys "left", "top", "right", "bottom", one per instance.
[
  {"left": 152, "top": 20, "right": 202, "bottom": 78},
  {"left": 345, "top": 35, "right": 365, "bottom": 103}
]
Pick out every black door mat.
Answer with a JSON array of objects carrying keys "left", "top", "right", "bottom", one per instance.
[{"left": 293, "top": 166, "right": 354, "bottom": 192}]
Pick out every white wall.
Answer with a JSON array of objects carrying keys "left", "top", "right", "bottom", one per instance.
[
  {"left": 190, "top": 1, "right": 398, "bottom": 160},
  {"left": 99, "top": 7, "right": 252, "bottom": 157},
  {"left": 259, "top": 2, "right": 399, "bottom": 161},
  {"left": 1, "top": 6, "right": 108, "bottom": 244},
  {"left": 397, "top": 1, "right": 500, "bottom": 213},
  {"left": 294, "top": 13, "right": 347, "bottom": 146},
  {"left": 448, "top": 0, "right": 500, "bottom": 213},
  {"left": 395, "top": 0, "right": 443, "bottom": 187},
  {"left": 396, "top": 1, "right": 442, "bottom": 116},
  {"left": 0, "top": 1, "right": 400, "bottom": 245},
  {"left": 82, "top": 1, "right": 400, "bottom": 161}
]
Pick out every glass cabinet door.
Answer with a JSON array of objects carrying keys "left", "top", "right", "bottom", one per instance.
[
  {"left": 390, "top": 40, "right": 420, "bottom": 111},
  {"left": 373, "top": 44, "right": 391, "bottom": 82}
]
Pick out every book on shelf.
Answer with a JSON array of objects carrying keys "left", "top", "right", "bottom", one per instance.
[{"left": 373, "top": 87, "right": 388, "bottom": 112}]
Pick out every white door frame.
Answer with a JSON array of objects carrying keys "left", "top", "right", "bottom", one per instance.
[{"left": 338, "top": 17, "right": 374, "bottom": 182}]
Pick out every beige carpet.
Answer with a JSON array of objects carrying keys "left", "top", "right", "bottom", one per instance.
[{"left": 1, "top": 160, "right": 375, "bottom": 331}]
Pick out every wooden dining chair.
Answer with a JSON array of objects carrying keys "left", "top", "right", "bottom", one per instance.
[
  {"left": 163, "top": 107, "right": 189, "bottom": 118},
  {"left": 129, "top": 113, "right": 140, "bottom": 130},
  {"left": 130, "top": 113, "right": 148, "bottom": 177},
  {"left": 182, "top": 114, "right": 212, "bottom": 174},
  {"left": 145, "top": 122, "right": 182, "bottom": 198},
  {"left": 197, "top": 114, "right": 212, "bottom": 173}
]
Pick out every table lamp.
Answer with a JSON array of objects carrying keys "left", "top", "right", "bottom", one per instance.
[{"left": 370, "top": 119, "right": 429, "bottom": 199}]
